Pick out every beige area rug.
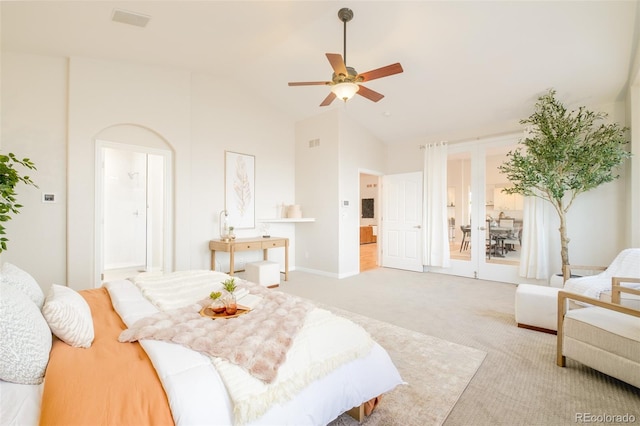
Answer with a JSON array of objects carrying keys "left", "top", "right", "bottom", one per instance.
[{"left": 326, "top": 306, "right": 487, "bottom": 426}]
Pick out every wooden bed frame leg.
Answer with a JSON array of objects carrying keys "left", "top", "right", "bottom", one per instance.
[{"left": 346, "top": 403, "right": 365, "bottom": 423}]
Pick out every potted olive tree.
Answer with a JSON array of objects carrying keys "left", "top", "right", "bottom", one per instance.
[
  {"left": 499, "top": 89, "right": 631, "bottom": 279},
  {"left": 0, "top": 152, "right": 37, "bottom": 253}
]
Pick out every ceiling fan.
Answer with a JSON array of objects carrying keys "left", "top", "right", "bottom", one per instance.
[{"left": 288, "top": 8, "right": 403, "bottom": 106}]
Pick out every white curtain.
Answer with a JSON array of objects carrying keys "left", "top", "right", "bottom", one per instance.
[
  {"left": 422, "top": 142, "right": 450, "bottom": 267},
  {"left": 519, "top": 194, "right": 549, "bottom": 279}
]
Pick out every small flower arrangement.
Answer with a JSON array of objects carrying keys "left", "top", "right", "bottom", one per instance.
[
  {"left": 221, "top": 278, "right": 238, "bottom": 315},
  {"left": 208, "top": 291, "right": 225, "bottom": 314},
  {"left": 221, "top": 278, "right": 237, "bottom": 294}
]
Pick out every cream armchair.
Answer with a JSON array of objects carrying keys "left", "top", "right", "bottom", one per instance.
[
  {"left": 563, "top": 248, "right": 640, "bottom": 309},
  {"left": 557, "top": 278, "right": 640, "bottom": 388}
]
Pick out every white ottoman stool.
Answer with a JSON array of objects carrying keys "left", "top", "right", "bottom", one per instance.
[
  {"left": 245, "top": 260, "right": 281, "bottom": 288},
  {"left": 515, "top": 284, "right": 561, "bottom": 333}
]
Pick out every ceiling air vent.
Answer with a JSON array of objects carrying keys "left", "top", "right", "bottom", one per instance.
[{"left": 111, "top": 9, "right": 150, "bottom": 28}]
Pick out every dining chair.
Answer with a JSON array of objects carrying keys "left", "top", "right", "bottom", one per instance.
[
  {"left": 499, "top": 219, "right": 514, "bottom": 228},
  {"left": 499, "top": 219, "right": 518, "bottom": 251},
  {"left": 459, "top": 226, "right": 471, "bottom": 252}
]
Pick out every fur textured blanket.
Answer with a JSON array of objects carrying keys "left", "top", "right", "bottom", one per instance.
[
  {"left": 119, "top": 287, "right": 314, "bottom": 383},
  {"left": 114, "top": 272, "right": 377, "bottom": 424}
]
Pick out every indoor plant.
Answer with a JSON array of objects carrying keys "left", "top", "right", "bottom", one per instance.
[
  {"left": 221, "top": 277, "right": 238, "bottom": 315},
  {"left": 499, "top": 89, "right": 631, "bottom": 276},
  {"left": 208, "top": 291, "right": 226, "bottom": 314},
  {"left": 0, "top": 152, "right": 37, "bottom": 253}
]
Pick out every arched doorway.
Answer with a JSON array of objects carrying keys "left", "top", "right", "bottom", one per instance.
[{"left": 94, "top": 125, "right": 173, "bottom": 284}]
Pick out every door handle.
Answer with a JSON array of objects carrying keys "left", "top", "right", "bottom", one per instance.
[
  {"left": 414, "top": 225, "right": 422, "bottom": 229},
  {"left": 479, "top": 226, "right": 486, "bottom": 230}
]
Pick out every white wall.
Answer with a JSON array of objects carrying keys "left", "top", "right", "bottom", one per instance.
[
  {"left": 67, "top": 57, "right": 192, "bottom": 290},
  {"left": 294, "top": 109, "right": 386, "bottom": 278},
  {"left": 557, "top": 101, "right": 631, "bottom": 269},
  {"left": 628, "top": 35, "right": 640, "bottom": 247},
  {"left": 189, "top": 72, "right": 296, "bottom": 272},
  {"left": 0, "top": 53, "right": 68, "bottom": 288},
  {"left": 385, "top": 99, "right": 635, "bottom": 275},
  {"left": 294, "top": 110, "right": 340, "bottom": 275},
  {"left": 338, "top": 112, "right": 385, "bottom": 277},
  {"left": 2, "top": 49, "right": 636, "bottom": 288},
  {"left": 2, "top": 52, "right": 296, "bottom": 292}
]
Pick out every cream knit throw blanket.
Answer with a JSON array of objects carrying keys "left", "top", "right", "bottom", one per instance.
[{"left": 119, "top": 271, "right": 375, "bottom": 424}]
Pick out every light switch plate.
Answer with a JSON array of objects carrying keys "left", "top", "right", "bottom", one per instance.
[{"left": 42, "top": 193, "right": 57, "bottom": 203}]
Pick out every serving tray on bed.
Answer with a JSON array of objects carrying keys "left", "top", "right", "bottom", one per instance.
[{"left": 199, "top": 306, "right": 249, "bottom": 319}]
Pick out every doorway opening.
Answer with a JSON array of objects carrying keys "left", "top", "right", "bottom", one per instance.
[
  {"left": 431, "top": 134, "right": 524, "bottom": 283},
  {"left": 359, "top": 173, "right": 380, "bottom": 272},
  {"left": 96, "top": 140, "right": 172, "bottom": 283}
]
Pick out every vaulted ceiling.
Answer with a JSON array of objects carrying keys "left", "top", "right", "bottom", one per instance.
[{"left": 2, "top": 1, "right": 639, "bottom": 145}]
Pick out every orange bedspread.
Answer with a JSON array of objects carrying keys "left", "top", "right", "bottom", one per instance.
[{"left": 39, "top": 287, "right": 174, "bottom": 425}]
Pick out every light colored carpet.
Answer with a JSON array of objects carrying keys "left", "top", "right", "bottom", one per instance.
[
  {"left": 273, "top": 268, "right": 640, "bottom": 425},
  {"left": 325, "top": 306, "right": 486, "bottom": 426}
]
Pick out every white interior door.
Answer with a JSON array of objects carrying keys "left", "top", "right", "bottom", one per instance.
[{"left": 381, "top": 172, "right": 423, "bottom": 272}]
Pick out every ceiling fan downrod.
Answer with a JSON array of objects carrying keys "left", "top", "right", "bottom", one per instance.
[{"left": 338, "top": 8, "right": 353, "bottom": 67}]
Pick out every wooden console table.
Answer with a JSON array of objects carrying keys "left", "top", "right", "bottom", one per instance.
[{"left": 209, "top": 236, "right": 289, "bottom": 281}]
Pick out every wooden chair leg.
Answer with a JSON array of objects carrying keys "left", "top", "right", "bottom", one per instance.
[{"left": 556, "top": 292, "right": 566, "bottom": 367}]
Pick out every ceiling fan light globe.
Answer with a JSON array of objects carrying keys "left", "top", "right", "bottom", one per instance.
[{"left": 331, "top": 82, "right": 359, "bottom": 101}]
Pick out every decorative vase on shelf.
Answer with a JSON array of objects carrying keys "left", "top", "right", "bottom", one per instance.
[{"left": 287, "top": 204, "right": 302, "bottom": 219}]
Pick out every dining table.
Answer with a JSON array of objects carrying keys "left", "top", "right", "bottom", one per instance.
[{"left": 488, "top": 224, "right": 513, "bottom": 258}]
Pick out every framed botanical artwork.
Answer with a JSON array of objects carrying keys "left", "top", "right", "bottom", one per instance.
[{"left": 225, "top": 151, "right": 255, "bottom": 229}]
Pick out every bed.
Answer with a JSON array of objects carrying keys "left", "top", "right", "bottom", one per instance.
[{"left": 0, "top": 264, "right": 403, "bottom": 425}]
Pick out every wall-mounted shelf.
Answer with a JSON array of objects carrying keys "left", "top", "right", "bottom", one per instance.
[{"left": 258, "top": 218, "right": 316, "bottom": 223}]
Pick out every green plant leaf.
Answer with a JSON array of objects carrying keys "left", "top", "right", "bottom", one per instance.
[
  {"left": 0, "top": 152, "right": 38, "bottom": 253},
  {"left": 499, "top": 89, "right": 631, "bottom": 268}
]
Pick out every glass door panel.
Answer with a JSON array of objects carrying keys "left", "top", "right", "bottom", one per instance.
[
  {"left": 484, "top": 145, "right": 523, "bottom": 269},
  {"left": 447, "top": 151, "right": 473, "bottom": 263},
  {"left": 431, "top": 135, "right": 525, "bottom": 283}
]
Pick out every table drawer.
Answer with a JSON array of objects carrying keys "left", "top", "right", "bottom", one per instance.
[
  {"left": 234, "top": 242, "right": 263, "bottom": 251},
  {"left": 262, "top": 239, "right": 286, "bottom": 249}
]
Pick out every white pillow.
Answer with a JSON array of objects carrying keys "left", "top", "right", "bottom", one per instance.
[
  {"left": 42, "top": 284, "right": 94, "bottom": 348},
  {"left": 0, "top": 285, "right": 52, "bottom": 384},
  {"left": 0, "top": 262, "right": 45, "bottom": 309}
]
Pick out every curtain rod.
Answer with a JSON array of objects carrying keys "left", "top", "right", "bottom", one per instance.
[
  {"left": 418, "top": 129, "right": 524, "bottom": 149},
  {"left": 419, "top": 141, "right": 447, "bottom": 149}
]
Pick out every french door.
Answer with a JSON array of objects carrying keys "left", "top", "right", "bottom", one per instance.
[{"left": 430, "top": 134, "right": 524, "bottom": 283}]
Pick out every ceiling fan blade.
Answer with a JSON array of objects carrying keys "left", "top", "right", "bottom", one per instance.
[
  {"left": 356, "top": 85, "right": 384, "bottom": 102},
  {"left": 326, "top": 53, "right": 347, "bottom": 76},
  {"left": 320, "top": 92, "right": 337, "bottom": 106},
  {"left": 358, "top": 63, "right": 403, "bottom": 82},
  {"left": 288, "top": 81, "right": 331, "bottom": 86}
]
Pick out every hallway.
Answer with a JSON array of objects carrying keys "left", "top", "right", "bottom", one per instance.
[{"left": 360, "top": 242, "right": 378, "bottom": 271}]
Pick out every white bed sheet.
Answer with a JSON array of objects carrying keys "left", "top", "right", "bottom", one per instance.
[
  {"left": 106, "top": 279, "right": 403, "bottom": 425},
  {"left": 0, "top": 380, "right": 42, "bottom": 426}
]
